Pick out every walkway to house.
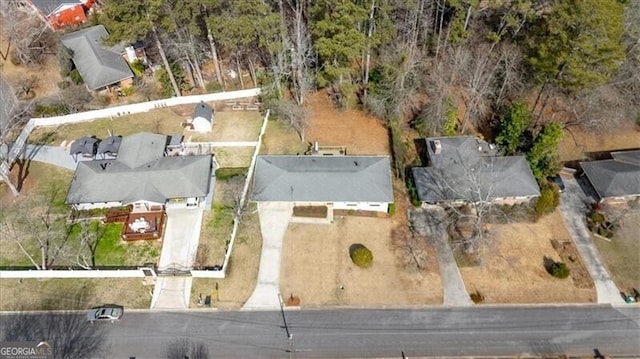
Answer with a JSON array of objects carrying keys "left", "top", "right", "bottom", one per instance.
[
  {"left": 559, "top": 174, "right": 625, "bottom": 305},
  {"left": 151, "top": 206, "right": 205, "bottom": 309},
  {"left": 242, "top": 202, "right": 293, "bottom": 310},
  {"left": 409, "top": 206, "right": 473, "bottom": 307}
]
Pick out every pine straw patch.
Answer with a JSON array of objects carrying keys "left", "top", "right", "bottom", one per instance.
[{"left": 459, "top": 210, "right": 596, "bottom": 304}]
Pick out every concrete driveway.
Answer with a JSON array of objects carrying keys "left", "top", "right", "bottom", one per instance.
[
  {"left": 242, "top": 201, "right": 292, "bottom": 310},
  {"left": 409, "top": 206, "right": 473, "bottom": 307},
  {"left": 21, "top": 144, "right": 78, "bottom": 170},
  {"left": 559, "top": 174, "right": 625, "bottom": 305},
  {"left": 151, "top": 206, "right": 205, "bottom": 310}
]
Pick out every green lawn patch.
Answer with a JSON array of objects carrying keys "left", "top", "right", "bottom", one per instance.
[
  {"left": 94, "top": 223, "right": 161, "bottom": 266},
  {"left": 215, "top": 167, "right": 248, "bottom": 181}
]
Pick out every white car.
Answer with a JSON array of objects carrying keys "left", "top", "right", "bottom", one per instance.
[{"left": 87, "top": 305, "right": 124, "bottom": 323}]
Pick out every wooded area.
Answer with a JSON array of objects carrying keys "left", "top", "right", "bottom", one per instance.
[{"left": 2, "top": 0, "right": 639, "bottom": 176}]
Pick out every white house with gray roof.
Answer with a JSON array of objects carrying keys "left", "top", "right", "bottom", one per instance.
[
  {"left": 66, "top": 132, "right": 214, "bottom": 211},
  {"left": 252, "top": 155, "right": 394, "bottom": 213},
  {"left": 61, "top": 25, "right": 134, "bottom": 91},
  {"left": 412, "top": 136, "right": 540, "bottom": 205}
]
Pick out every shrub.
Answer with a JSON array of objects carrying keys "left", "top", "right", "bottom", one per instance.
[
  {"left": 215, "top": 167, "right": 248, "bottom": 181},
  {"left": 130, "top": 59, "right": 145, "bottom": 77},
  {"left": 349, "top": 243, "right": 373, "bottom": 268},
  {"left": 206, "top": 81, "right": 223, "bottom": 93},
  {"left": 549, "top": 261, "right": 570, "bottom": 279},
  {"left": 69, "top": 68, "right": 84, "bottom": 85},
  {"left": 470, "top": 290, "right": 485, "bottom": 303},
  {"left": 387, "top": 203, "right": 396, "bottom": 216},
  {"left": 34, "top": 103, "right": 68, "bottom": 117},
  {"left": 121, "top": 87, "right": 135, "bottom": 96},
  {"left": 534, "top": 182, "right": 560, "bottom": 217}
]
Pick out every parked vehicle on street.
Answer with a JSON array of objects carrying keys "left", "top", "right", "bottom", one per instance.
[{"left": 87, "top": 305, "right": 124, "bottom": 323}]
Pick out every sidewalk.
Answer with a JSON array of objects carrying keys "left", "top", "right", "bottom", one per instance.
[
  {"left": 559, "top": 175, "right": 625, "bottom": 305},
  {"left": 242, "top": 202, "right": 292, "bottom": 310}
]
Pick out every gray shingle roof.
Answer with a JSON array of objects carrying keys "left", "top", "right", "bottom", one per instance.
[
  {"left": 97, "top": 135, "right": 122, "bottom": 155},
  {"left": 581, "top": 150, "right": 640, "bottom": 200},
  {"left": 252, "top": 155, "right": 393, "bottom": 202},
  {"left": 412, "top": 136, "right": 540, "bottom": 203},
  {"left": 116, "top": 133, "right": 167, "bottom": 168},
  {"left": 192, "top": 101, "right": 213, "bottom": 122},
  {"left": 61, "top": 25, "right": 133, "bottom": 90},
  {"left": 70, "top": 136, "right": 98, "bottom": 155},
  {"left": 66, "top": 133, "right": 212, "bottom": 205}
]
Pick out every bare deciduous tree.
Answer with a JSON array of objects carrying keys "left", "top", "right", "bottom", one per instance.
[
  {"left": 165, "top": 338, "right": 210, "bottom": 359},
  {"left": 74, "top": 221, "right": 108, "bottom": 269},
  {"left": 0, "top": 186, "right": 73, "bottom": 269},
  {"left": 0, "top": 2, "right": 57, "bottom": 66},
  {"left": 271, "top": 99, "right": 309, "bottom": 141}
]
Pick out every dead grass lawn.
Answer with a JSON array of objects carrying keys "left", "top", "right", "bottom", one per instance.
[
  {"left": 558, "top": 122, "right": 640, "bottom": 162},
  {"left": 593, "top": 212, "right": 640, "bottom": 293},
  {"left": 261, "top": 119, "right": 309, "bottom": 155},
  {"left": 280, "top": 217, "right": 442, "bottom": 307},
  {"left": 190, "top": 203, "right": 262, "bottom": 309},
  {"left": 0, "top": 278, "right": 152, "bottom": 311},
  {"left": 214, "top": 146, "right": 255, "bottom": 168},
  {"left": 28, "top": 110, "right": 263, "bottom": 145},
  {"left": 459, "top": 211, "right": 596, "bottom": 304}
]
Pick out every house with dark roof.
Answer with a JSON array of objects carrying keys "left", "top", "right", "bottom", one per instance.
[
  {"left": 61, "top": 25, "right": 134, "bottom": 91},
  {"left": 97, "top": 135, "right": 122, "bottom": 159},
  {"left": 580, "top": 150, "right": 640, "bottom": 205},
  {"left": 69, "top": 136, "right": 98, "bottom": 160},
  {"left": 27, "top": 0, "right": 95, "bottom": 30},
  {"left": 66, "top": 132, "right": 214, "bottom": 211},
  {"left": 411, "top": 136, "right": 540, "bottom": 205},
  {"left": 252, "top": 155, "right": 394, "bottom": 213}
]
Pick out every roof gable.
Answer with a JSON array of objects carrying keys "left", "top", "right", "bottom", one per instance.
[
  {"left": 252, "top": 156, "right": 393, "bottom": 202},
  {"left": 61, "top": 25, "right": 133, "bottom": 90}
]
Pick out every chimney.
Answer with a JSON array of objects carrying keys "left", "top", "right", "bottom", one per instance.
[{"left": 432, "top": 140, "right": 442, "bottom": 154}]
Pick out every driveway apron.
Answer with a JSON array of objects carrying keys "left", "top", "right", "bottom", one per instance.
[
  {"left": 559, "top": 175, "right": 625, "bottom": 305},
  {"left": 242, "top": 202, "right": 292, "bottom": 310}
]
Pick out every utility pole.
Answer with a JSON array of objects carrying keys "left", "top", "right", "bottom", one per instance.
[{"left": 278, "top": 293, "right": 293, "bottom": 340}]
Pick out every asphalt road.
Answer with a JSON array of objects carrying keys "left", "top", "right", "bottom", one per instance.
[
  {"left": 0, "top": 305, "right": 640, "bottom": 359},
  {"left": 3, "top": 306, "right": 638, "bottom": 358}
]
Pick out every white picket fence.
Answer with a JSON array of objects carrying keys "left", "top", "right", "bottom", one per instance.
[{"left": 0, "top": 269, "right": 146, "bottom": 279}]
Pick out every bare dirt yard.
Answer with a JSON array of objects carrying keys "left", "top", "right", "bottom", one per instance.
[
  {"left": 304, "top": 90, "right": 390, "bottom": 155},
  {"left": 459, "top": 211, "right": 597, "bottom": 304},
  {"left": 279, "top": 216, "right": 442, "bottom": 307}
]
